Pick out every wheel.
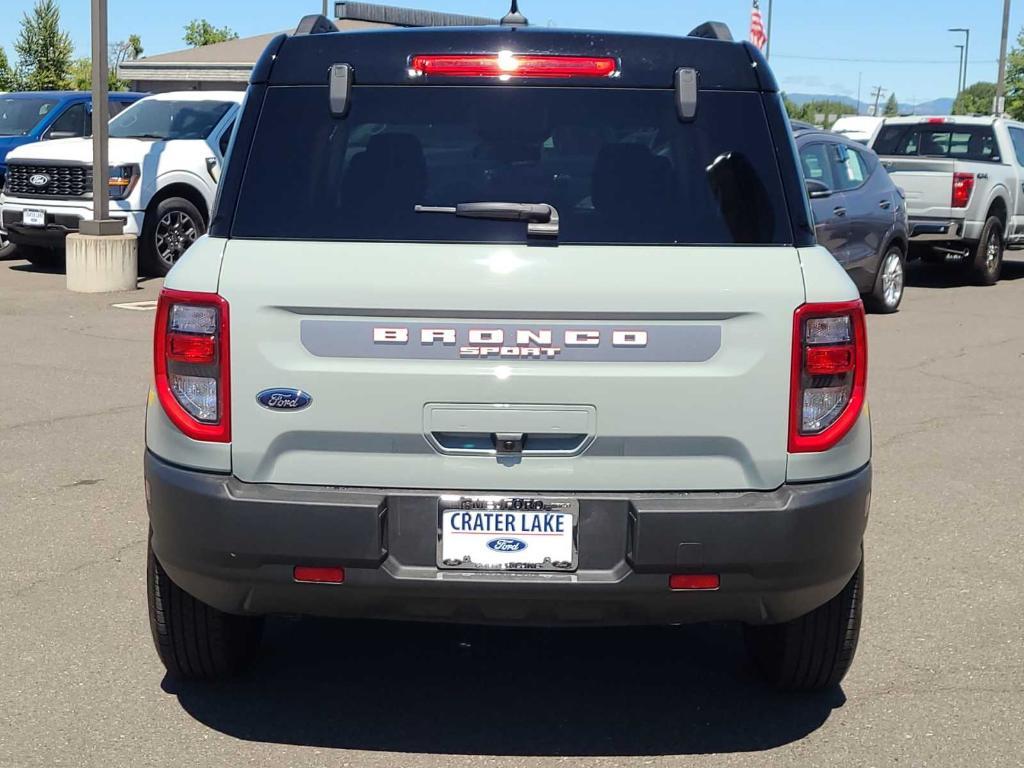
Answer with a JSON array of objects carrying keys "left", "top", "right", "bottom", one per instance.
[
  {"left": 147, "top": 539, "right": 263, "bottom": 680},
  {"left": 19, "top": 245, "right": 65, "bottom": 270},
  {"left": 140, "top": 197, "right": 206, "bottom": 277},
  {"left": 969, "top": 216, "right": 1004, "bottom": 286},
  {"left": 865, "top": 245, "right": 905, "bottom": 314},
  {"left": 745, "top": 559, "right": 863, "bottom": 692}
]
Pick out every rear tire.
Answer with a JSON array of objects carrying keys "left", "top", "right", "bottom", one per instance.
[
  {"left": 147, "top": 539, "right": 264, "bottom": 681},
  {"left": 745, "top": 559, "right": 863, "bottom": 692},
  {"left": 139, "top": 196, "right": 207, "bottom": 277},
  {"left": 865, "top": 245, "right": 905, "bottom": 314},
  {"left": 969, "top": 216, "right": 1004, "bottom": 286}
]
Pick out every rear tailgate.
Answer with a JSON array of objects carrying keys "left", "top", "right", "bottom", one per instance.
[
  {"left": 879, "top": 157, "right": 957, "bottom": 219},
  {"left": 221, "top": 243, "right": 805, "bottom": 493}
]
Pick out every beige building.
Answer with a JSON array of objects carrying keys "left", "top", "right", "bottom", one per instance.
[{"left": 119, "top": 1, "right": 496, "bottom": 93}]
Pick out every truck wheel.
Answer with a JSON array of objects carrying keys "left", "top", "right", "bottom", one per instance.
[
  {"left": 147, "top": 539, "right": 263, "bottom": 680},
  {"left": 865, "top": 245, "right": 905, "bottom": 314},
  {"left": 969, "top": 216, "right": 1004, "bottom": 286},
  {"left": 140, "top": 197, "right": 206, "bottom": 277},
  {"left": 744, "top": 558, "right": 863, "bottom": 692}
]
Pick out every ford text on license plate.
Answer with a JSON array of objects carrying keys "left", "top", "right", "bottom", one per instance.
[{"left": 438, "top": 496, "right": 578, "bottom": 572}]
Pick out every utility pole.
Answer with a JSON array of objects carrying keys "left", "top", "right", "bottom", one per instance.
[
  {"left": 870, "top": 85, "right": 887, "bottom": 117},
  {"left": 995, "top": 0, "right": 1012, "bottom": 115},
  {"left": 765, "top": 0, "right": 774, "bottom": 62}
]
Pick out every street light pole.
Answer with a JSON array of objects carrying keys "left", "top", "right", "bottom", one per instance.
[
  {"left": 949, "top": 28, "right": 971, "bottom": 94},
  {"left": 82, "top": 0, "right": 121, "bottom": 236},
  {"left": 955, "top": 45, "right": 965, "bottom": 99},
  {"left": 995, "top": 0, "right": 1012, "bottom": 116}
]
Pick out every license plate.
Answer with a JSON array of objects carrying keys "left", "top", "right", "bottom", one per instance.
[
  {"left": 22, "top": 209, "right": 46, "bottom": 227},
  {"left": 438, "top": 496, "right": 578, "bottom": 572}
]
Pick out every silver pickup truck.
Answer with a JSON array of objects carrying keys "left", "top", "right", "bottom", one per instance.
[{"left": 871, "top": 115, "right": 1024, "bottom": 284}]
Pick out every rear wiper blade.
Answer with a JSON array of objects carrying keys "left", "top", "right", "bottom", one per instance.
[{"left": 415, "top": 202, "right": 559, "bottom": 238}]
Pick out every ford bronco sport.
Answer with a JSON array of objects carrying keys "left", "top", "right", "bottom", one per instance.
[{"left": 145, "top": 11, "right": 871, "bottom": 692}]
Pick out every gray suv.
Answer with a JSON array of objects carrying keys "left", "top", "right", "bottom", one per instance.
[
  {"left": 795, "top": 125, "right": 909, "bottom": 313},
  {"left": 144, "top": 13, "right": 871, "bottom": 692}
]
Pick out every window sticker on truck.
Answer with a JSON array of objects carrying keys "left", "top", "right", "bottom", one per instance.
[{"left": 299, "top": 319, "right": 723, "bottom": 362}]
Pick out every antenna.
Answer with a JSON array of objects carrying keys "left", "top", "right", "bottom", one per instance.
[{"left": 501, "top": 0, "right": 529, "bottom": 26}]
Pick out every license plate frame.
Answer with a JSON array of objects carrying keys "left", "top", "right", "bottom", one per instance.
[
  {"left": 22, "top": 209, "right": 46, "bottom": 228},
  {"left": 437, "top": 495, "right": 579, "bottom": 573}
]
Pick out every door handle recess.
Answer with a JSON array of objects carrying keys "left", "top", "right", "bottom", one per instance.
[
  {"left": 834, "top": 207, "right": 847, "bottom": 217},
  {"left": 879, "top": 200, "right": 892, "bottom": 210}
]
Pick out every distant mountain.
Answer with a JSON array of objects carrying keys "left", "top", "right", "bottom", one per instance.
[{"left": 785, "top": 93, "right": 955, "bottom": 116}]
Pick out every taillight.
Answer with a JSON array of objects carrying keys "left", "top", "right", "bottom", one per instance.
[
  {"left": 952, "top": 172, "right": 975, "bottom": 208},
  {"left": 790, "top": 301, "right": 867, "bottom": 453},
  {"left": 154, "top": 289, "right": 230, "bottom": 443},
  {"left": 409, "top": 53, "right": 619, "bottom": 79}
]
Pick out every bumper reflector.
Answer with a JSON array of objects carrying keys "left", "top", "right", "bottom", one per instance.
[
  {"left": 294, "top": 566, "right": 345, "bottom": 584},
  {"left": 669, "top": 573, "right": 720, "bottom": 591}
]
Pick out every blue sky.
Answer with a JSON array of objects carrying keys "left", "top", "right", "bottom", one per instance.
[{"left": 2, "top": 0, "right": 1022, "bottom": 104}]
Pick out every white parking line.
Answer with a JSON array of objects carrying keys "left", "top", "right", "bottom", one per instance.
[{"left": 112, "top": 300, "right": 158, "bottom": 312}]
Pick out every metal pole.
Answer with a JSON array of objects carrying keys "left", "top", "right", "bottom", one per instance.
[
  {"left": 765, "top": 0, "right": 774, "bottom": 62},
  {"left": 964, "top": 29, "right": 971, "bottom": 92},
  {"left": 323, "top": 0, "right": 328, "bottom": 16},
  {"left": 995, "top": 0, "right": 1012, "bottom": 116},
  {"left": 955, "top": 45, "right": 965, "bottom": 100},
  {"left": 856, "top": 72, "right": 862, "bottom": 116},
  {"left": 82, "top": 0, "right": 121, "bottom": 235}
]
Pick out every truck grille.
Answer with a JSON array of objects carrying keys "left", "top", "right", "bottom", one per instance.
[{"left": 5, "top": 164, "right": 92, "bottom": 198}]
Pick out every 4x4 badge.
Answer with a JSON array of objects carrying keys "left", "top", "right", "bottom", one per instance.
[{"left": 256, "top": 389, "right": 312, "bottom": 412}]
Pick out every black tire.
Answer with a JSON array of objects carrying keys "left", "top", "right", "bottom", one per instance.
[
  {"left": 147, "top": 539, "right": 263, "bottom": 681},
  {"left": 139, "top": 196, "right": 207, "bottom": 277},
  {"left": 20, "top": 245, "right": 65, "bottom": 270},
  {"left": 865, "top": 245, "right": 905, "bottom": 314},
  {"left": 969, "top": 216, "right": 1005, "bottom": 286},
  {"left": 745, "top": 559, "right": 863, "bottom": 692}
]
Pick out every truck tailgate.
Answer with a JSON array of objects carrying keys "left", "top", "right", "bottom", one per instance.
[{"left": 880, "top": 157, "right": 957, "bottom": 219}]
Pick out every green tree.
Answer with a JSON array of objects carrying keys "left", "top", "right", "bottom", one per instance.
[
  {"left": 183, "top": 19, "right": 238, "bottom": 48},
  {"left": 953, "top": 82, "right": 996, "bottom": 116},
  {"left": 0, "top": 47, "right": 17, "bottom": 91},
  {"left": 1004, "top": 29, "right": 1024, "bottom": 119},
  {"left": 14, "top": 0, "right": 73, "bottom": 91},
  {"left": 69, "top": 54, "right": 136, "bottom": 92},
  {"left": 884, "top": 93, "right": 900, "bottom": 116}
]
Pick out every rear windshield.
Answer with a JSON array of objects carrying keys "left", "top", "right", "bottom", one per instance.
[
  {"left": 231, "top": 86, "right": 792, "bottom": 245},
  {"left": 873, "top": 124, "right": 1001, "bottom": 162}
]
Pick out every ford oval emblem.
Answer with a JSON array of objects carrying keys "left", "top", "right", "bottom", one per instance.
[
  {"left": 29, "top": 173, "right": 50, "bottom": 187},
  {"left": 256, "top": 388, "right": 312, "bottom": 412},
  {"left": 487, "top": 538, "right": 528, "bottom": 554}
]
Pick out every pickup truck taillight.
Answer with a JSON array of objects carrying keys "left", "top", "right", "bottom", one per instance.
[
  {"left": 789, "top": 301, "right": 867, "bottom": 453},
  {"left": 952, "top": 172, "right": 975, "bottom": 209},
  {"left": 154, "top": 289, "right": 231, "bottom": 443}
]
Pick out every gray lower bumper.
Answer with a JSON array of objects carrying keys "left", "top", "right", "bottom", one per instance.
[
  {"left": 145, "top": 452, "right": 870, "bottom": 627},
  {"left": 909, "top": 217, "right": 963, "bottom": 241}
]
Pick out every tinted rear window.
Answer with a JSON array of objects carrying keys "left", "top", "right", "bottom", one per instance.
[
  {"left": 874, "top": 124, "right": 1001, "bottom": 162},
  {"left": 231, "top": 86, "right": 792, "bottom": 245}
]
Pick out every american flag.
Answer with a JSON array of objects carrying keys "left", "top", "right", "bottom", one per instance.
[{"left": 750, "top": 0, "right": 768, "bottom": 51}]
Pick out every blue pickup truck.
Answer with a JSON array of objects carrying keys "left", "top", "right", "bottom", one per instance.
[{"left": 0, "top": 90, "right": 146, "bottom": 255}]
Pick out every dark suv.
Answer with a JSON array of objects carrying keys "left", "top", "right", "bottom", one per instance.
[{"left": 794, "top": 124, "right": 909, "bottom": 313}]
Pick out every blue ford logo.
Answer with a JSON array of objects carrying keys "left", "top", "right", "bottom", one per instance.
[
  {"left": 256, "top": 388, "right": 312, "bottom": 411},
  {"left": 487, "top": 538, "right": 528, "bottom": 553},
  {"left": 29, "top": 173, "right": 50, "bottom": 187}
]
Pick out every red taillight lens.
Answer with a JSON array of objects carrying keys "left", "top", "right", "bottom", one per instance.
[
  {"left": 154, "top": 289, "right": 230, "bottom": 443},
  {"left": 952, "top": 172, "right": 975, "bottom": 208},
  {"left": 669, "top": 574, "right": 720, "bottom": 591},
  {"left": 790, "top": 301, "right": 867, "bottom": 454},
  {"left": 293, "top": 566, "right": 345, "bottom": 584},
  {"left": 409, "top": 53, "right": 619, "bottom": 79}
]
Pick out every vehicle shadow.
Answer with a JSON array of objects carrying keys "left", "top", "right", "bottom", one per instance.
[
  {"left": 906, "top": 254, "right": 1024, "bottom": 288},
  {"left": 166, "top": 618, "right": 845, "bottom": 757}
]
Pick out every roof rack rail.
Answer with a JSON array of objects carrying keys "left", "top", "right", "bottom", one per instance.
[
  {"left": 688, "top": 21, "right": 734, "bottom": 42},
  {"left": 295, "top": 14, "right": 337, "bottom": 35}
]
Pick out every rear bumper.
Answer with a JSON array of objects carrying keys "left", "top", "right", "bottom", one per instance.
[
  {"left": 908, "top": 216, "right": 963, "bottom": 241},
  {"left": 146, "top": 451, "right": 871, "bottom": 627}
]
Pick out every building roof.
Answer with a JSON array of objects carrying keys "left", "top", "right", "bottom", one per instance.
[{"left": 119, "top": 3, "right": 498, "bottom": 83}]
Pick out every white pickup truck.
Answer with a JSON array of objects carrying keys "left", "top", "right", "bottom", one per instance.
[{"left": 871, "top": 115, "right": 1024, "bottom": 284}]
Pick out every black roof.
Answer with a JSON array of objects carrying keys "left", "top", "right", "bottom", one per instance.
[{"left": 256, "top": 25, "right": 777, "bottom": 91}]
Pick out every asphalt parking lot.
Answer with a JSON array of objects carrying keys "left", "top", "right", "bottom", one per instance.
[{"left": 1, "top": 253, "right": 1022, "bottom": 768}]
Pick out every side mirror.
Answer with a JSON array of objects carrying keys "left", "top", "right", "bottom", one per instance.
[
  {"left": 48, "top": 130, "right": 79, "bottom": 140},
  {"left": 805, "top": 179, "right": 833, "bottom": 199}
]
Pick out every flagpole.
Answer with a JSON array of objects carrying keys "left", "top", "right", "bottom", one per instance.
[{"left": 765, "top": 0, "right": 773, "bottom": 61}]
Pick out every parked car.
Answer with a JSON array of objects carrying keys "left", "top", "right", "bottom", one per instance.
[
  {"left": 871, "top": 115, "right": 1023, "bottom": 284},
  {"left": 830, "top": 115, "right": 884, "bottom": 146},
  {"left": 795, "top": 124, "right": 909, "bottom": 312},
  {"left": 0, "top": 90, "right": 145, "bottom": 256},
  {"left": 145, "top": 15, "right": 871, "bottom": 691},
  {"left": 0, "top": 91, "right": 242, "bottom": 275}
]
